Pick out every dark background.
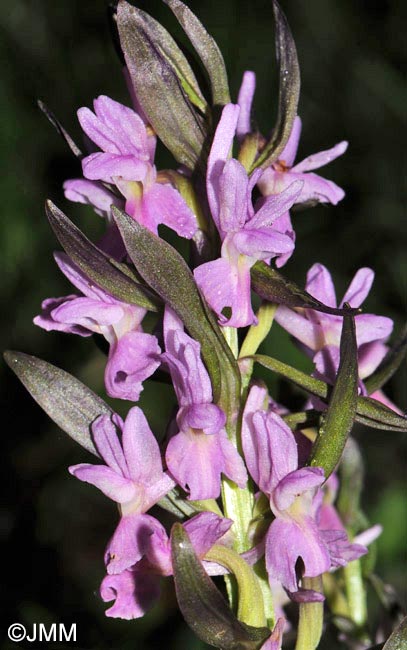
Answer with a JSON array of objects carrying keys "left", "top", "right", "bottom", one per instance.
[{"left": 1, "top": 1, "right": 406, "bottom": 648}]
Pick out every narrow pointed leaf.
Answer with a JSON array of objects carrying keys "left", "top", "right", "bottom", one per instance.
[
  {"left": 250, "top": 262, "right": 360, "bottom": 316},
  {"left": 112, "top": 207, "right": 240, "bottom": 418},
  {"left": 117, "top": 0, "right": 207, "bottom": 170},
  {"left": 309, "top": 309, "right": 358, "bottom": 478},
  {"left": 38, "top": 100, "right": 82, "bottom": 158},
  {"left": 383, "top": 616, "right": 407, "bottom": 650},
  {"left": 171, "top": 524, "right": 270, "bottom": 650},
  {"left": 45, "top": 200, "right": 160, "bottom": 312},
  {"left": 365, "top": 323, "right": 407, "bottom": 394},
  {"left": 4, "top": 351, "right": 112, "bottom": 456},
  {"left": 250, "top": 0, "right": 300, "bottom": 171},
  {"left": 248, "top": 354, "right": 407, "bottom": 432},
  {"left": 165, "top": 0, "right": 230, "bottom": 106}
]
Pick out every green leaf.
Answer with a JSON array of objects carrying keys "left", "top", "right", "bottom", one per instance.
[
  {"left": 365, "top": 323, "right": 407, "bottom": 394},
  {"left": 165, "top": 0, "right": 230, "bottom": 106},
  {"left": 46, "top": 201, "right": 160, "bottom": 312},
  {"left": 248, "top": 354, "right": 407, "bottom": 432},
  {"left": 112, "top": 207, "right": 240, "bottom": 419},
  {"left": 4, "top": 351, "right": 112, "bottom": 457},
  {"left": 383, "top": 616, "right": 407, "bottom": 650},
  {"left": 117, "top": 0, "right": 208, "bottom": 170},
  {"left": 309, "top": 309, "right": 358, "bottom": 478},
  {"left": 250, "top": 262, "right": 360, "bottom": 316},
  {"left": 250, "top": 0, "right": 300, "bottom": 171},
  {"left": 171, "top": 524, "right": 270, "bottom": 650}
]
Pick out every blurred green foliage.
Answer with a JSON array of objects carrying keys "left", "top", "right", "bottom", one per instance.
[{"left": 1, "top": 1, "right": 405, "bottom": 648}]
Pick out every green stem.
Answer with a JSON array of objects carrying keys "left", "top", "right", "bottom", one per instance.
[
  {"left": 295, "top": 576, "right": 324, "bottom": 650},
  {"left": 344, "top": 559, "right": 367, "bottom": 627},
  {"left": 205, "top": 545, "right": 267, "bottom": 627}
]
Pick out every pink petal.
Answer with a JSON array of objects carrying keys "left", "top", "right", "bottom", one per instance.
[
  {"left": 218, "top": 159, "right": 249, "bottom": 234},
  {"left": 237, "top": 71, "right": 256, "bottom": 140},
  {"left": 265, "top": 517, "right": 330, "bottom": 593},
  {"left": 194, "top": 255, "right": 256, "bottom": 328},
  {"left": 34, "top": 296, "right": 92, "bottom": 336},
  {"left": 51, "top": 296, "right": 124, "bottom": 331},
  {"left": 105, "top": 331, "right": 161, "bottom": 402},
  {"left": 256, "top": 411, "right": 298, "bottom": 491},
  {"left": 358, "top": 341, "right": 388, "bottom": 379},
  {"left": 100, "top": 567, "right": 160, "bottom": 619},
  {"left": 142, "top": 182, "right": 197, "bottom": 238},
  {"left": 306, "top": 263, "right": 337, "bottom": 307},
  {"left": 278, "top": 116, "right": 302, "bottom": 167},
  {"left": 275, "top": 305, "right": 323, "bottom": 352},
  {"left": 122, "top": 406, "right": 165, "bottom": 487},
  {"left": 184, "top": 512, "right": 233, "bottom": 558},
  {"left": 63, "top": 178, "right": 122, "bottom": 216},
  {"left": 232, "top": 227, "right": 294, "bottom": 259},
  {"left": 177, "top": 403, "right": 226, "bottom": 436},
  {"left": 82, "top": 152, "right": 148, "bottom": 183},
  {"left": 68, "top": 464, "right": 136, "bottom": 503},
  {"left": 207, "top": 103, "right": 240, "bottom": 228},
  {"left": 340, "top": 267, "right": 374, "bottom": 307},
  {"left": 292, "top": 141, "right": 348, "bottom": 173},
  {"left": 93, "top": 95, "right": 149, "bottom": 157},
  {"left": 273, "top": 467, "right": 325, "bottom": 512},
  {"left": 92, "top": 414, "right": 128, "bottom": 476},
  {"left": 355, "top": 314, "right": 393, "bottom": 346},
  {"left": 105, "top": 513, "right": 164, "bottom": 574},
  {"left": 241, "top": 384, "right": 269, "bottom": 488},
  {"left": 247, "top": 180, "right": 303, "bottom": 230}
]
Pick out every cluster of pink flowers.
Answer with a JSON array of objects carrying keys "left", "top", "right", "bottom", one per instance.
[{"left": 11, "top": 2, "right": 403, "bottom": 648}]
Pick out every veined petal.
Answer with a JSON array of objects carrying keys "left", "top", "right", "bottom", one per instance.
[
  {"left": 78, "top": 106, "right": 122, "bottom": 154},
  {"left": 306, "top": 263, "right": 337, "bottom": 308},
  {"left": 93, "top": 95, "right": 149, "bottom": 158},
  {"left": 261, "top": 411, "right": 298, "bottom": 490},
  {"left": 265, "top": 517, "right": 330, "bottom": 593},
  {"left": 194, "top": 255, "right": 256, "bottom": 328},
  {"left": 292, "top": 141, "right": 348, "bottom": 173},
  {"left": 218, "top": 429, "right": 248, "bottom": 489},
  {"left": 273, "top": 467, "right": 325, "bottom": 512},
  {"left": 278, "top": 115, "right": 302, "bottom": 167},
  {"left": 100, "top": 567, "right": 160, "bottom": 619},
  {"left": 142, "top": 182, "right": 197, "bottom": 239},
  {"left": 105, "top": 513, "right": 164, "bottom": 574},
  {"left": 340, "top": 267, "right": 374, "bottom": 308},
  {"left": 237, "top": 70, "right": 256, "bottom": 140},
  {"left": 105, "top": 331, "right": 161, "bottom": 402},
  {"left": 63, "top": 178, "right": 122, "bottom": 216},
  {"left": 242, "top": 385, "right": 269, "bottom": 489},
  {"left": 207, "top": 103, "right": 240, "bottom": 229},
  {"left": 68, "top": 464, "right": 136, "bottom": 503},
  {"left": 218, "top": 158, "right": 249, "bottom": 234},
  {"left": 92, "top": 414, "right": 128, "bottom": 477},
  {"left": 320, "top": 529, "right": 367, "bottom": 568},
  {"left": 82, "top": 152, "right": 148, "bottom": 183},
  {"left": 122, "top": 406, "right": 165, "bottom": 487}
]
